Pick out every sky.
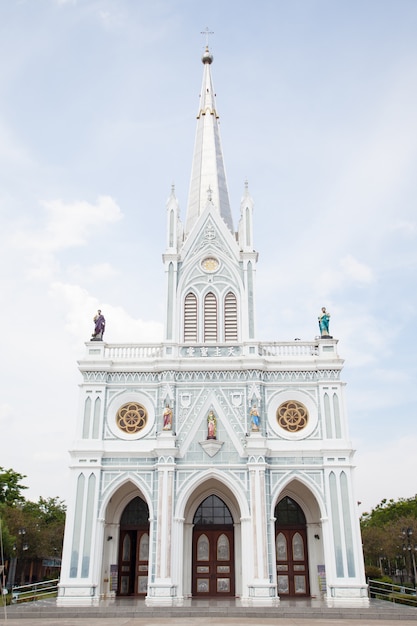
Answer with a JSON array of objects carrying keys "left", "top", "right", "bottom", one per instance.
[{"left": 0, "top": 0, "right": 416, "bottom": 516}]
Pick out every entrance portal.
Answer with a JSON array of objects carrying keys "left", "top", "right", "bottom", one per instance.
[
  {"left": 275, "top": 496, "right": 310, "bottom": 597},
  {"left": 118, "top": 497, "right": 149, "bottom": 596},
  {"left": 192, "top": 495, "right": 235, "bottom": 597}
]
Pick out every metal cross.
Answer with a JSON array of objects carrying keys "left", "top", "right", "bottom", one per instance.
[{"left": 201, "top": 27, "right": 214, "bottom": 47}]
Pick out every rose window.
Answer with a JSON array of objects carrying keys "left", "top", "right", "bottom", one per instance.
[
  {"left": 116, "top": 402, "right": 147, "bottom": 434},
  {"left": 276, "top": 401, "right": 308, "bottom": 433}
]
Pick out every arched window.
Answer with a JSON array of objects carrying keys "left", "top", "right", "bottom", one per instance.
[
  {"left": 204, "top": 292, "right": 218, "bottom": 342},
  {"left": 169, "top": 210, "right": 174, "bottom": 247},
  {"left": 184, "top": 292, "right": 198, "bottom": 342},
  {"left": 274, "top": 496, "right": 306, "bottom": 526},
  {"left": 224, "top": 291, "right": 238, "bottom": 341},
  {"left": 193, "top": 495, "right": 233, "bottom": 526},
  {"left": 120, "top": 497, "right": 149, "bottom": 526}
]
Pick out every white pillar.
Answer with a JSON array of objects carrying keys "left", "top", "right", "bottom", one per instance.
[{"left": 146, "top": 460, "right": 176, "bottom": 606}]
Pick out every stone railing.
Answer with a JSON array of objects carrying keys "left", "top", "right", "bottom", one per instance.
[{"left": 85, "top": 339, "right": 338, "bottom": 361}]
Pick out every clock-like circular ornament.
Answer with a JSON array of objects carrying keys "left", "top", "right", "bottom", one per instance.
[
  {"left": 276, "top": 400, "right": 308, "bottom": 433},
  {"left": 201, "top": 257, "right": 219, "bottom": 272},
  {"left": 116, "top": 402, "right": 147, "bottom": 434}
]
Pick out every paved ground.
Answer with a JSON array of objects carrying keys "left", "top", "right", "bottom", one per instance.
[{"left": 0, "top": 615, "right": 417, "bottom": 626}]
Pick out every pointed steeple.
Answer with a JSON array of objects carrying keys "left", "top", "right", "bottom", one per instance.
[{"left": 185, "top": 46, "right": 234, "bottom": 236}]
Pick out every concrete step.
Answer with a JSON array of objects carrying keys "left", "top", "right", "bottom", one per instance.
[{"left": 3, "top": 598, "right": 417, "bottom": 620}]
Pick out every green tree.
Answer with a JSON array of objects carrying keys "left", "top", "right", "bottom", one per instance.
[
  {"left": 0, "top": 467, "right": 27, "bottom": 506},
  {"left": 0, "top": 469, "right": 66, "bottom": 585},
  {"left": 361, "top": 496, "right": 417, "bottom": 584}
]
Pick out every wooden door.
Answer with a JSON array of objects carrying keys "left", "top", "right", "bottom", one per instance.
[
  {"left": 118, "top": 530, "right": 136, "bottom": 595},
  {"left": 276, "top": 529, "right": 310, "bottom": 596},
  {"left": 193, "top": 529, "right": 234, "bottom": 596},
  {"left": 117, "top": 496, "right": 150, "bottom": 596},
  {"left": 118, "top": 529, "right": 149, "bottom": 596},
  {"left": 135, "top": 530, "right": 149, "bottom": 595}
]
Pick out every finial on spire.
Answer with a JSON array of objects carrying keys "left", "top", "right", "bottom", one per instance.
[
  {"left": 201, "top": 27, "right": 214, "bottom": 64},
  {"left": 201, "top": 27, "right": 214, "bottom": 47}
]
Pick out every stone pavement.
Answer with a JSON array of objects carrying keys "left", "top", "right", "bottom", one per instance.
[{"left": 3, "top": 618, "right": 417, "bottom": 626}]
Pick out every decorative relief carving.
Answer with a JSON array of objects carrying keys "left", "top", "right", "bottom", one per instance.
[{"left": 82, "top": 369, "right": 341, "bottom": 385}]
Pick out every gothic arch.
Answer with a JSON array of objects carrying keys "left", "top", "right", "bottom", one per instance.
[
  {"left": 99, "top": 476, "right": 154, "bottom": 523},
  {"left": 270, "top": 475, "right": 325, "bottom": 523},
  {"left": 176, "top": 470, "right": 249, "bottom": 522},
  {"left": 174, "top": 471, "right": 248, "bottom": 599}
]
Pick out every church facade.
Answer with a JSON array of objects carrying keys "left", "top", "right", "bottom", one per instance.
[{"left": 58, "top": 46, "right": 368, "bottom": 607}]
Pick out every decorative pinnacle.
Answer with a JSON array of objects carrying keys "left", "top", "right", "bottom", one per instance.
[
  {"left": 201, "top": 27, "right": 214, "bottom": 47},
  {"left": 201, "top": 27, "right": 214, "bottom": 64}
]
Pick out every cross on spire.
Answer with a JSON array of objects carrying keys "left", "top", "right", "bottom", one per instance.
[{"left": 201, "top": 27, "right": 214, "bottom": 47}]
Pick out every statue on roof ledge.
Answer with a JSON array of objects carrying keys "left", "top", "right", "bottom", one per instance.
[
  {"left": 91, "top": 309, "right": 105, "bottom": 341},
  {"left": 318, "top": 307, "right": 332, "bottom": 338}
]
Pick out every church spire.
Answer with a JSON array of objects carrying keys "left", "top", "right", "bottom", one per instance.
[{"left": 185, "top": 46, "right": 234, "bottom": 236}]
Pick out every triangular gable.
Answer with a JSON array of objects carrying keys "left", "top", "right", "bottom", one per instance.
[
  {"left": 180, "top": 203, "right": 240, "bottom": 265},
  {"left": 178, "top": 391, "right": 245, "bottom": 459}
]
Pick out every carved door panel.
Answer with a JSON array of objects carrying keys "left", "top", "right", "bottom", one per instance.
[
  {"left": 135, "top": 530, "right": 149, "bottom": 595},
  {"left": 276, "top": 529, "right": 310, "bottom": 596},
  {"left": 118, "top": 530, "right": 136, "bottom": 595},
  {"left": 118, "top": 530, "right": 149, "bottom": 596},
  {"left": 193, "top": 529, "right": 234, "bottom": 596}
]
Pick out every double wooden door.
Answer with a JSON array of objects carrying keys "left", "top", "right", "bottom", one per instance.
[
  {"left": 276, "top": 528, "right": 310, "bottom": 596},
  {"left": 118, "top": 529, "right": 149, "bottom": 596},
  {"left": 192, "top": 528, "right": 234, "bottom": 596}
]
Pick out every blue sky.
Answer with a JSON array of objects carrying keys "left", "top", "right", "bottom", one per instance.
[{"left": 1, "top": 0, "right": 416, "bottom": 514}]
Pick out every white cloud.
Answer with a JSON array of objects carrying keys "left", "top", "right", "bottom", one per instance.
[
  {"left": 340, "top": 255, "right": 374, "bottom": 284},
  {"left": 391, "top": 220, "right": 416, "bottom": 236},
  {"left": 49, "top": 281, "right": 163, "bottom": 343},
  {"left": 355, "top": 435, "right": 417, "bottom": 514},
  {"left": 14, "top": 196, "right": 123, "bottom": 253},
  {"left": 0, "top": 403, "right": 13, "bottom": 424},
  {"left": 66, "top": 262, "right": 119, "bottom": 284}
]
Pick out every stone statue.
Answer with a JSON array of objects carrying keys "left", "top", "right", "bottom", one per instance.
[
  {"left": 250, "top": 404, "right": 260, "bottom": 432},
  {"left": 207, "top": 410, "right": 217, "bottom": 439},
  {"left": 318, "top": 307, "right": 331, "bottom": 337},
  {"left": 163, "top": 404, "right": 173, "bottom": 431},
  {"left": 91, "top": 309, "right": 105, "bottom": 341}
]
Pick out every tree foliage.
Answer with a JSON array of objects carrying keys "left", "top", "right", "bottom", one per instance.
[
  {"left": 0, "top": 468, "right": 66, "bottom": 584},
  {"left": 0, "top": 467, "right": 28, "bottom": 506},
  {"left": 361, "top": 496, "right": 417, "bottom": 528},
  {"left": 361, "top": 495, "right": 417, "bottom": 583}
]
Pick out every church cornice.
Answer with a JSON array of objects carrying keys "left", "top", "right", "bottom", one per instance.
[{"left": 81, "top": 368, "right": 341, "bottom": 384}]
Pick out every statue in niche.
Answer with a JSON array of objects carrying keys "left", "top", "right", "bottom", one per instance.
[
  {"left": 250, "top": 404, "right": 260, "bottom": 432},
  {"left": 91, "top": 309, "right": 105, "bottom": 341},
  {"left": 318, "top": 307, "right": 331, "bottom": 338},
  {"left": 207, "top": 410, "right": 217, "bottom": 440},
  {"left": 162, "top": 404, "right": 173, "bottom": 430}
]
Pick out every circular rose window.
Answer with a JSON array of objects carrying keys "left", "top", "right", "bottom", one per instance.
[
  {"left": 116, "top": 402, "right": 147, "bottom": 434},
  {"left": 276, "top": 401, "right": 308, "bottom": 433},
  {"left": 201, "top": 257, "right": 219, "bottom": 272}
]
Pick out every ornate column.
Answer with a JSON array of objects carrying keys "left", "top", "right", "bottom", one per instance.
[
  {"left": 146, "top": 443, "right": 177, "bottom": 606},
  {"left": 244, "top": 448, "right": 278, "bottom": 606}
]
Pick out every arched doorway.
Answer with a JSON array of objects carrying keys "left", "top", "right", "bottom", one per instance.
[
  {"left": 275, "top": 496, "right": 310, "bottom": 597},
  {"left": 192, "top": 495, "right": 235, "bottom": 597},
  {"left": 118, "top": 496, "right": 149, "bottom": 596}
]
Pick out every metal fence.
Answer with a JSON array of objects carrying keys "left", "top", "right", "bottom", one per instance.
[
  {"left": 368, "top": 578, "right": 417, "bottom": 607},
  {"left": 11, "top": 578, "right": 59, "bottom": 604}
]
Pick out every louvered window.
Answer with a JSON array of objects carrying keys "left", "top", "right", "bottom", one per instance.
[
  {"left": 224, "top": 291, "right": 238, "bottom": 341},
  {"left": 184, "top": 293, "right": 198, "bottom": 342},
  {"left": 204, "top": 292, "right": 218, "bottom": 342}
]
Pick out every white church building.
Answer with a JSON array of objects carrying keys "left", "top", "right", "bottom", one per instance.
[{"left": 58, "top": 45, "right": 368, "bottom": 607}]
